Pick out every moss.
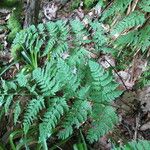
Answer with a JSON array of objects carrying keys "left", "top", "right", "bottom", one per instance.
[
  {"left": 84, "top": 0, "right": 97, "bottom": 9},
  {"left": 71, "top": 0, "right": 98, "bottom": 10},
  {"left": 0, "top": 43, "right": 3, "bottom": 51},
  {"left": 0, "top": 0, "right": 19, "bottom": 8},
  {"left": 71, "top": 0, "right": 80, "bottom": 10},
  {"left": 7, "top": 7, "right": 22, "bottom": 42},
  {"left": 0, "top": 0, "right": 22, "bottom": 42}
]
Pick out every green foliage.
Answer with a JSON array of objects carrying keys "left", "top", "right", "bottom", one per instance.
[
  {"left": 100, "top": 0, "right": 150, "bottom": 69},
  {"left": 0, "top": 0, "right": 22, "bottom": 42},
  {"left": 114, "top": 140, "right": 150, "bottom": 150},
  {"left": 136, "top": 66, "right": 150, "bottom": 88},
  {"left": 0, "top": 0, "right": 19, "bottom": 8},
  {"left": 84, "top": 0, "right": 97, "bottom": 9},
  {"left": 1, "top": 18, "right": 122, "bottom": 145},
  {"left": 111, "top": 11, "right": 145, "bottom": 35},
  {"left": 39, "top": 97, "right": 68, "bottom": 142},
  {"left": 70, "top": 0, "right": 98, "bottom": 10},
  {"left": 13, "top": 101, "right": 21, "bottom": 125},
  {"left": 11, "top": 19, "right": 112, "bottom": 70},
  {"left": 2, "top": 0, "right": 150, "bottom": 148},
  {"left": 101, "top": 0, "right": 133, "bottom": 21},
  {"left": 23, "top": 97, "right": 45, "bottom": 134},
  {"left": 138, "top": 0, "right": 150, "bottom": 12},
  {"left": 7, "top": 7, "right": 22, "bottom": 42}
]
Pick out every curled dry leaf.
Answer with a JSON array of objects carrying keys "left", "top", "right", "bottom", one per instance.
[
  {"left": 140, "top": 121, "right": 150, "bottom": 131},
  {"left": 43, "top": 3, "right": 58, "bottom": 20},
  {"left": 138, "top": 86, "right": 150, "bottom": 113}
]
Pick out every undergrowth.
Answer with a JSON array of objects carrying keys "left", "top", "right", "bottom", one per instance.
[{"left": 0, "top": 0, "right": 150, "bottom": 149}]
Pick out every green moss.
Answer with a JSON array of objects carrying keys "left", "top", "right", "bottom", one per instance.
[
  {"left": 84, "top": 0, "right": 97, "bottom": 9},
  {"left": 71, "top": 0, "right": 80, "bottom": 10},
  {"left": 71, "top": 0, "right": 98, "bottom": 10},
  {"left": 0, "top": 0, "right": 22, "bottom": 42},
  {"left": 0, "top": 0, "right": 19, "bottom": 8},
  {"left": 7, "top": 7, "right": 22, "bottom": 42},
  {"left": 0, "top": 43, "right": 3, "bottom": 51}
]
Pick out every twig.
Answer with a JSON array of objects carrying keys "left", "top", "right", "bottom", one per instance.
[
  {"left": 133, "top": 113, "right": 140, "bottom": 140},
  {"left": 104, "top": 58, "right": 129, "bottom": 91}
]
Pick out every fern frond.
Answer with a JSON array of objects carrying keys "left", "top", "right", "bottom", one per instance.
[
  {"left": 114, "top": 31, "right": 137, "bottom": 47},
  {"left": 138, "top": 0, "right": 150, "bottom": 12},
  {"left": 56, "top": 58, "right": 81, "bottom": 98},
  {"left": 4, "top": 95, "right": 14, "bottom": 113},
  {"left": 39, "top": 97, "right": 68, "bottom": 142},
  {"left": 91, "top": 21, "right": 107, "bottom": 49},
  {"left": 68, "top": 48, "right": 89, "bottom": 66},
  {"left": 58, "top": 100, "right": 91, "bottom": 140},
  {"left": 137, "top": 25, "right": 150, "bottom": 52},
  {"left": 13, "top": 101, "right": 21, "bottom": 125},
  {"left": 114, "top": 140, "right": 150, "bottom": 150},
  {"left": 16, "top": 72, "right": 27, "bottom": 87},
  {"left": 111, "top": 11, "right": 145, "bottom": 35},
  {"left": 88, "top": 60, "right": 122, "bottom": 102},
  {"left": 23, "top": 97, "right": 45, "bottom": 134},
  {"left": 87, "top": 105, "right": 118, "bottom": 143},
  {"left": 101, "top": 0, "right": 132, "bottom": 21},
  {"left": 32, "top": 62, "right": 60, "bottom": 96},
  {"left": 70, "top": 19, "right": 90, "bottom": 45}
]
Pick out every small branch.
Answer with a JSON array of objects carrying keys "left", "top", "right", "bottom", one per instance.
[{"left": 104, "top": 58, "right": 129, "bottom": 91}]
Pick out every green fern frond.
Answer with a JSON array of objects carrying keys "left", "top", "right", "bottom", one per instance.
[
  {"left": 68, "top": 48, "right": 90, "bottom": 66},
  {"left": 32, "top": 62, "right": 60, "bottom": 96},
  {"left": 115, "top": 24, "right": 150, "bottom": 53},
  {"left": 87, "top": 105, "right": 118, "bottom": 143},
  {"left": 4, "top": 95, "right": 14, "bottom": 114},
  {"left": 114, "top": 140, "right": 150, "bottom": 150},
  {"left": 23, "top": 97, "right": 45, "bottom": 134},
  {"left": 39, "top": 97, "right": 68, "bottom": 142},
  {"left": 13, "top": 101, "right": 21, "bottom": 125},
  {"left": 101, "top": 0, "right": 132, "bottom": 21},
  {"left": 90, "top": 21, "right": 108, "bottom": 52},
  {"left": 137, "top": 25, "right": 150, "bottom": 52},
  {"left": 58, "top": 100, "right": 91, "bottom": 140},
  {"left": 111, "top": 11, "right": 145, "bottom": 35},
  {"left": 88, "top": 60, "right": 122, "bottom": 102},
  {"left": 70, "top": 19, "right": 90, "bottom": 45},
  {"left": 8, "top": 17, "right": 123, "bottom": 146},
  {"left": 16, "top": 72, "right": 27, "bottom": 87},
  {"left": 138, "top": 0, "right": 150, "bottom": 12}
]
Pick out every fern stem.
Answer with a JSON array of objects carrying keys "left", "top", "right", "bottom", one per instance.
[{"left": 42, "top": 140, "right": 48, "bottom": 150}]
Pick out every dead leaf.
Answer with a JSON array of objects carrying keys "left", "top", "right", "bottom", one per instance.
[{"left": 43, "top": 3, "right": 58, "bottom": 20}]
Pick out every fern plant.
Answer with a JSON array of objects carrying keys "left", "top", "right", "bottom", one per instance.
[
  {"left": 114, "top": 140, "right": 150, "bottom": 150},
  {"left": 1, "top": 0, "right": 150, "bottom": 148},
  {"left": 11, "top": 18, "right": 114, "bottom": 70},
  {"left": 99, "top": 0, "right": 150, "bottom": 71},
  {"left": 0, "top": 18, "right": 123, "bottom": 148}
]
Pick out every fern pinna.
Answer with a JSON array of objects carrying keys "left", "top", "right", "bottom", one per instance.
[{"left": 0, "top": 19, "right": 122, "bottom": 147}]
